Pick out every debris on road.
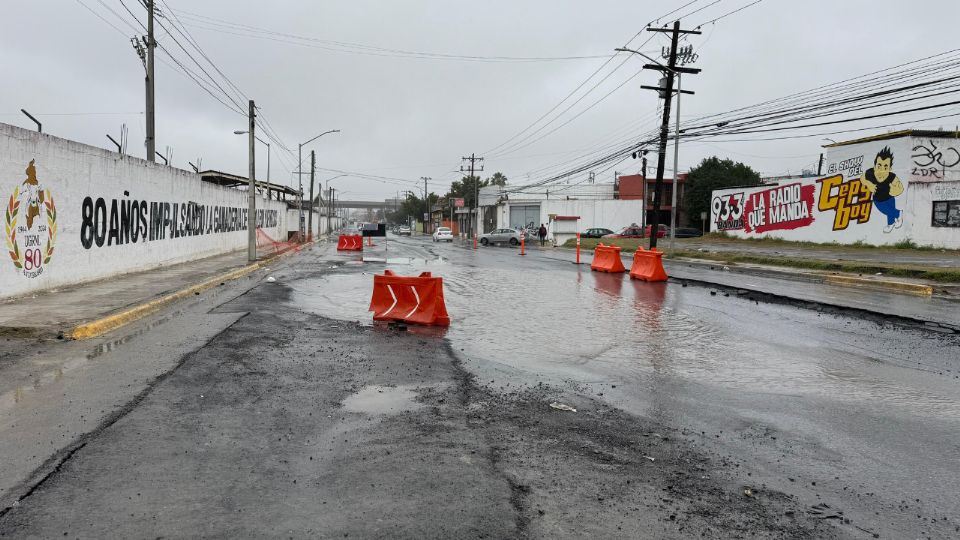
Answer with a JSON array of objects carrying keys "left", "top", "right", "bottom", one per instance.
[
  {"left": 266, "top": 276, "right": 277, "bottom": 283},
  {"left": 549, "top": 402, "right": 577, "bottom": 412}
]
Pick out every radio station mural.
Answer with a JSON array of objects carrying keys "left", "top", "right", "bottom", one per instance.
[{"left": 711, "top": 137, "right": 919, "bottom": 245}]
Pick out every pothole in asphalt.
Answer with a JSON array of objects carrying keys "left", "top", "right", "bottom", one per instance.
[{"left": 341, "top": 384, "right": 426, "bottom": 415}]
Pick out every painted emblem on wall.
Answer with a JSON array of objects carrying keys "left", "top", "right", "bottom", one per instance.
[{"left": 5, "top": 160, "right": 57, "bottom": 278}]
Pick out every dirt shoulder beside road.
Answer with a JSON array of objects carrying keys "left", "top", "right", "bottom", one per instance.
[{"left": 0, "top": 266, "right": 836, "bottom": 539}]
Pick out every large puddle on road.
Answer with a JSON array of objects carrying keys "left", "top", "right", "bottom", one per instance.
[{"left": 287, "top": 254, "right": 960, "bottom": 421}]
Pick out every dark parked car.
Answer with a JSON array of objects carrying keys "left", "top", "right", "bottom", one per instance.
[
  {"left": 672, "top": 227, "right": 703, "bottom": 238},
  {"left": 581, "top": 228, "right": 615, "bottom": 238}
]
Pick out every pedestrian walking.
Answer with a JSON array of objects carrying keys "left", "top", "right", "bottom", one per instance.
[{"left": 538, "top": 223, "right": 547, "bottom": 247}]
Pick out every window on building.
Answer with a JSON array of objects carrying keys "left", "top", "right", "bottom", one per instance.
[{"left": 932, "top": 200, "right": 960, "bottom": 227}]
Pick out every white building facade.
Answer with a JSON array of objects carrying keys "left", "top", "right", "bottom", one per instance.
[
  {"left": 479, "top": 184, "right": 646, "bottom": 245},
  {"left": 710, "top": 130, "right": 960, "bottom": 248}
]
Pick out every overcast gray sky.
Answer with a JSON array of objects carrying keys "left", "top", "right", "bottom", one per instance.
[{"left": 3, "top": 1, "right": 958, "bottom": 200}]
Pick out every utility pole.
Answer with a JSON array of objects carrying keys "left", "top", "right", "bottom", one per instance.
[
  {"left": 327, "top": 186, "right": 333, "bottom": 234},
  {"left": 308, "top": 150, "right": 316, "bottom": 241},
  {"left": 460, "top": 154, "right": 484, "bottom": 246},
  {"left": 145, "top": 0, "right": 156, "bottom": 162},
  {"left": 247, "top": 100, "right": 256, "bottom": 262},
  {"left": 331, "top": 188, "right": 337, "bottom": 229},
  {"left": 421, "top": 177, "right": 431, "bottom": 235},
  {"left": 669, "top": 72, "right": 681, "bottom": 249},
  {"left": 637, "top": 21, "right": 700, "bottom": 250}
]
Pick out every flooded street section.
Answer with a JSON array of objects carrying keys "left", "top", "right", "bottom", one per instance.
[
  {"left": 1, "top": 236, "right": 957, "bottom": 538},
  {"left": 297, "top": 236, "right": 960, "bottom": 538}
]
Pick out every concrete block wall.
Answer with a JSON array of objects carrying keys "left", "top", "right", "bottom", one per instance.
[{"left": 0, "top": 122, "right": 289, "bottom": 300}]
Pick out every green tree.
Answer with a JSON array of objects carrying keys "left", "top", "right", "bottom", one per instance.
[
  {"left": 387, "top": 192, "right": 439, "bottom": 224},
  {"left": 486, "top": 172, "right": 508, "bottom": 187},
  {"left": 448, "top": 175, "right": 488, "bottom": 209},
  {"left": 684, "top": 157, "right": 761, "bottom": 229}
]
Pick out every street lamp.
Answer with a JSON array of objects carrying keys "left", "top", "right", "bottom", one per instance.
[
  {"left": 616, "top": 46, "right": 685, "bottom": 249},
  {"left": 323, "top": 174, "right": 349, "bottom": 233},
  {"left": 298, "top": 129, "right": 340, "bottom": 240},
  {"left": 234, "top": 130, "right": 270, "bottom": 185}
]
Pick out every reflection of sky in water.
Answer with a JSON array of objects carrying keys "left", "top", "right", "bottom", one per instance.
[{"left": 288, "top": 260, "right": 960, "bottom": 420}]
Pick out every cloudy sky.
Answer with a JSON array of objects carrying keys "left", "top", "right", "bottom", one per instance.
[{"left": 2, "top": 0, "right": 958, "bottom": 201}]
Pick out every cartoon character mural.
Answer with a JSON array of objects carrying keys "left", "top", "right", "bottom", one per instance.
[{"left": 858, "top": 146, "right": 904, "bottom": 233}]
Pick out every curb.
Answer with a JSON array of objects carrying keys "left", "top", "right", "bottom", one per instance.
[
  {"left": 67, "top": 242, "right": 315, "bottom": 340},
  {"left": 667, "top": 256, "right": 941, "bottom": 298},
  {"left": 822, "top": 274, "right": 933, "bottom": 297}
]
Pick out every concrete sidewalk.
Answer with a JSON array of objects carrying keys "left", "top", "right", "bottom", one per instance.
[{"left": 0, "top": 249, "right": 281, "bottom": 338}]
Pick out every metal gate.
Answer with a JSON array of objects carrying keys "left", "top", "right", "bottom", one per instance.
[{"left": 509, "top": 205, "right": 540, "bottom": 230}]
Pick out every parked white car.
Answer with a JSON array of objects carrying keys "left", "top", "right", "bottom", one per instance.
[{"left": 432, "top": 226, "right": 454, "bottom": 242}]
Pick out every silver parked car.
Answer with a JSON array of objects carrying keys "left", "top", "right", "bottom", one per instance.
[{"left": 479, "top": 228, "right": 525, "bottom": 246}]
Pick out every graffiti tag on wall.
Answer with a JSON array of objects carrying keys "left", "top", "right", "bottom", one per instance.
[{"left": 911, "top": 139, "right": 960, "bottom": 180}]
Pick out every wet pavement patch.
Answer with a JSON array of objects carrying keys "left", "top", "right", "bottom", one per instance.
[{"left": 340, "top": 384, "right": 426, "bottom": 415}]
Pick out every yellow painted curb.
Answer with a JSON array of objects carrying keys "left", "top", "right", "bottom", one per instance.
[
  {"left": 68, "top": 263, "right": 263, "bottom": 340},
  {"left": 66, "top": 241, "right": 318, "bottom": 340},
  {"left": 823, "top": 274, "right": 933, "bottom": 297}
]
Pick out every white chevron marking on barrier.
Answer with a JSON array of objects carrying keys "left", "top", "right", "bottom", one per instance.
[
  {"left": 382, "top": 285, "right": 399, "bottom": 316},
  {"left": 404, "top": 285, "right": 421, "bottom": 318}
]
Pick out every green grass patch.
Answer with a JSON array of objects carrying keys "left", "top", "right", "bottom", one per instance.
[
  {"left": 701, "top": 232, "right": 950, "bottom": 252},
  {"left": 665, "top": 249, "right": 960, "bottom": 283},
  {"left": 562, "top": 237, "right": 647, "bottom": 252}
]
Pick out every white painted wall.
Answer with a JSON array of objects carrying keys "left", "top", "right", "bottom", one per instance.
[
  {"left": 0, "top": 122, "right": 290, "bottom": 300},
  {"left": 908, "top": 182, "right": 960, "bottom": 247},
  {"left": 480, "top": 183, "right": 616, "bottom": 206},
  {"left": 710, "top": 134, "right": 960, "bottom": 248},
  {"left": 282, "top": 208, "right": 339, "bottom": 240},
  {"left": 492, "top": 199, "right": 645, "bottom": 245}
]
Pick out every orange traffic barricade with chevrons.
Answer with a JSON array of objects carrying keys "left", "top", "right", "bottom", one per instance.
[
  {"left": 369, "top": 270, "right": 450, "bottom": 327},
  {"left": 629, "top": 247, "right": 668, "bottom": 282},
  {"left": 337, "top": 234, "right": 363, "bottom": 251},
  {"left": 590, "top": 243, "right": 626, "bottom": 273}
]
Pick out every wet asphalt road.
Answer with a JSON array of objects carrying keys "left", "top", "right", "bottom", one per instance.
[{"left": 1, "top": 234, "right": 958, "bottom": 538}]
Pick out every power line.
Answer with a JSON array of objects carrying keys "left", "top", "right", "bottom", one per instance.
[
  {"left": 169, "top": 7, "right": 612, "bottom": 63},
  {"left": 482, "top": 2, "right": 702, "bottom": 158},
  {"left": 695, "top": 0, "right": 765, "bottom": 27}
]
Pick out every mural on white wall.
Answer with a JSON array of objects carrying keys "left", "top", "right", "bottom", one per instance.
[
  {"left": 5, "top": 159, "right": 57, "bottom": 279},
  {"left": 0, "top": 123, "right": 290, "bottom": 300},
  {"left": 712, "top": 137, "right": 919, "bottom": 243},
  {"left": 857, "top": 146, "right": 905, "bottom": 233}
]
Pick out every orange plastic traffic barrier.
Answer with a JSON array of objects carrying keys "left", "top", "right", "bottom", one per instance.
[
  {"left": 629, "top": 247, "right": 668, "bottom": 282},
  {"left": 336, "top": 234, "right": 363, "bottom": 251},
  {"left": 369, "top": 270, "right": 450, "bottom": 326},
  {"left": 590, "top": 243, "right": 626, "bottom": 273}
]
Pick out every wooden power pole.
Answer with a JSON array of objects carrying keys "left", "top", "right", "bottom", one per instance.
[{"left": 639, "top": 20, "right": 700, "bottom": 250}]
